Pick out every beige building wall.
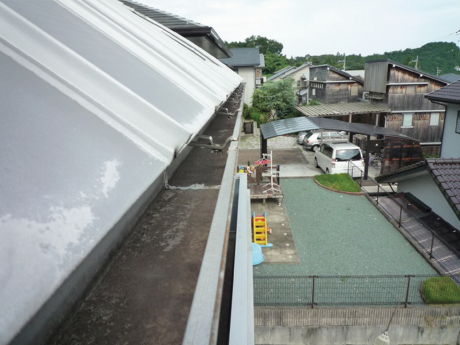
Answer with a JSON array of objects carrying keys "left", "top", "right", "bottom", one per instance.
[
  {"left": 238, "top": 67, "right": 256, "bottom": 105},
  {"left": 286, "top": 67, "right": 310, "bottom": 89}
]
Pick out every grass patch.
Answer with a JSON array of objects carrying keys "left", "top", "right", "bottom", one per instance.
[
  {"left": 422, "top": 277, "right": 460, "bottom": 304},
  {"left": 315, "top": 173, "right": 361, "bottom": 193}
]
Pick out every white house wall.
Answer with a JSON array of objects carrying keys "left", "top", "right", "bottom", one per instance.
[
  {"left": 441, "top": 103, "right": 460, "bottom": 158},
  {"left": 238, "top": 66, "right": 256, "bottom": 105},
  {"left": 0, "top": 1, "right": 241, "bottom": 344},
  {"left": 398, "top": 174, "right": 460, "bottom": 230}
]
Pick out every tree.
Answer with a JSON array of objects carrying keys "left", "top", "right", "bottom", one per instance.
[
  {"left": 227, "top": 35, "right": 283, "bottom": 55},
  {"left": 263, "top": 52, "right": 290, "bottom": 74},
  {"left": 252, "top": 78, "right": 297, "bottom": 120}
]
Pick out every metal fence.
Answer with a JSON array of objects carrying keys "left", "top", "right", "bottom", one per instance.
[
  {"left": 355, "top": 176, "right": 460, "bottom": 277},
  {"left": 254, "top": 274, "right": 460, "bottom": 308}
]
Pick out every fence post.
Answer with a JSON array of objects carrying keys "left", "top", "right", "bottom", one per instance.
[
  {"left": 311, "top": 276, "right": 316, "bottom": 309},
  {"left": 429, "top": 232, "right": 435, "bottom": 260},
  {"left": 376, "top": 184, "right": 380, "bottom": 205},
  {"left": 404, "top": 275, "right": 412, "bottom": 308},
  {"left": 398, "top": 204, "right": 403, "bottom": 228}
]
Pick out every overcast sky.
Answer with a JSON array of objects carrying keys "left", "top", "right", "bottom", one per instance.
[{"left": 139, "top": 0, "right": 460, "bottom": 58}]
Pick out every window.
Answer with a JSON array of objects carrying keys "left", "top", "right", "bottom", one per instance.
[
  {"left": 336, "top": 149, "right": 361, "bottom": 162},
  {"left": 406, "top": 85, "right": 416, "bottom": 94},
  {"left": 321, "top": 144, "right": 333, "bottom": 158},
  {"left": 402, "top": 113, "right": 413, "bottom": 127},
  {"left": 457, "top": 111, "right": 460, "bottom": 134},
  {"left": 351, "top": 85, "right": 359, "bottom": 96},
  {"left": 430, "top": 113, "right": 440, "bottom": 126}
]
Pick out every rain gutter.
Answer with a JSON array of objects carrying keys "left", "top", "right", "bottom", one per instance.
[{"left": 183, "top": 89, "right": 245, "bottom": 344}]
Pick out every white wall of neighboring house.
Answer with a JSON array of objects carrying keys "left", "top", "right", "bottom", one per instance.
[
  {"left": 441, "top": 103, "right": 460, "bottom": 158},
  {"left": 398, "top": 174, "right": 460, "bottom": 230},
  {"left": 238, "top": 67, "right": 256, "bottom": 105}
]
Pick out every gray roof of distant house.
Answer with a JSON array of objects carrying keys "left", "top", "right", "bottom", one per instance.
[
  {"left": 440, "top": 73, "right": 460, "bottom": 83},
  {"left": 281, "top": 63, "right": 311, "bottom": 78},
  {"left": 119, "top": 0, "right": 232, "bottom": 58},
  {"left": 425, "top": 80, "right": 460, "bottom": 104},
  {"left": 267, "top": 66, "right": 295, "bottom": 81},
  {"left": 310, "top": 64, "right": 364, "bottom": 84},
  {"left": 219, "top": 48, "right": 261, "bottom": 67}
]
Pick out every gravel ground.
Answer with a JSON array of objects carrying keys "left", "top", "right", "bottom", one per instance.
[
  {"left": 239, "top": 131, "right": 298, "bottom": 150},
  {"left": 253, "top": 178, "right": 437, "bottom": 277}
]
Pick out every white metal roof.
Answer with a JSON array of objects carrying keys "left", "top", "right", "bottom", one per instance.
[{"left": 0, "top": 0, "right": 241, "bottom": 343}]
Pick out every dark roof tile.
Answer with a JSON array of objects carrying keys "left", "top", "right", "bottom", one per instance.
[
  {"left": 424, "top": 158, "right": 460, "bottom": 220},
  {"left": 219, "top": 48, "right": 262, "bottom": 67},
  {"left": 426, "top": 80, "right": 460, "bottom": 104}
]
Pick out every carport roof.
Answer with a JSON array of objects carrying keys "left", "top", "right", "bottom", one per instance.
[
  {"left": 260, "top": 116, "right": 415, "bottom": 140},
  {"left": 297, "top": 102, "right": 390, "bottom": 117}
]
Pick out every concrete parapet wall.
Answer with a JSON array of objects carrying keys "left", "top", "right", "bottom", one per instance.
[{"left": 255, "top": 307, "right": 460, "bottom": 345}]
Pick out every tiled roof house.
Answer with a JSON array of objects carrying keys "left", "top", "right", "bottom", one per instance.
[{"left": 376, "top": 80, "right": 460, "bottom": 230}]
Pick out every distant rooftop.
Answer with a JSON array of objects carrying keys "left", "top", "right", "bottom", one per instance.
[
  {"left": 219, "top": 47, "right": 262, "bottom": 67},
  {"left": 440, "top": 73, "right": 460, "bottom": 83},
  {"left": 310, "top": 64, "right": 364, "bottom": 84},
  {"left": 119, "top": 0, "right": 232, "bottom": 58}
]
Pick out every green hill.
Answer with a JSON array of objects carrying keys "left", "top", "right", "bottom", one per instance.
[{"left": 297, "top": 42, "right": 460, "bottom": 76}]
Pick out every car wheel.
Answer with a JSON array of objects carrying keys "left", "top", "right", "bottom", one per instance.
[
  {"left": 314, "top": 158, "right": 319, "bottom": 168},
  {"left": 312, "top": 145, "right": 319, "bottom": 152},
  {"left": 326, "top": 168, "right": 329, "bottom": 174}
]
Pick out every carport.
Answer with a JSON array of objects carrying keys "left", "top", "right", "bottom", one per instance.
[{"left": 259, "top": 116, "right": 418, "bottom": 179}]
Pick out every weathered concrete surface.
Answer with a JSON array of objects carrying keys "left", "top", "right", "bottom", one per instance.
[
  {"left": 255, "top": 325, "right": 460, "bottom": 345},
  {"left": 251, "top": 199, "right": 300, "bottom": 264},
  {"left": 255, "top": 307, "right": 460, "bottom": 345}
]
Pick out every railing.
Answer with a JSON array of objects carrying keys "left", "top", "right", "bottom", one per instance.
[
  {"left": 347, "top": 160, "right": 364, "bottom": 180},
  {"left": 253, "top": 274, "right": 460, "bottom": 308},
  {"left": 357, "top": 177, "right": 460, "bottom": 276}
]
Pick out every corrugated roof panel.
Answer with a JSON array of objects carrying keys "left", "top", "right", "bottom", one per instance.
[
  {"left": 4, "top": 0, "right": 241, "bottom": 135},
  {"left": 0, "top": 0, "right": 242, "bottom": 343}
]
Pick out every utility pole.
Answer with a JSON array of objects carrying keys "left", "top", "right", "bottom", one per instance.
[
  {"left": 338, "top": 54, "right": 346, "bottom": 71},
  {"left": 411, "top": 56, "right": 419, "bottom": 70},
  {"left": 436, "top": 67, "right": 442, "bottom": 76}
]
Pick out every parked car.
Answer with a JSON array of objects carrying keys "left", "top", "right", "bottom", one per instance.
[
  {"left": 314, "top": 142, "right": 364, "bottom": 177},
  {"left": 296, "top": 131, "right": 311, "bottom": 145},
  {"left": 303, "top": 130, "right": 347, "bottom": 151}
]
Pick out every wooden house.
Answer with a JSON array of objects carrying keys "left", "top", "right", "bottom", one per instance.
[
  {"left": 364, "top": 59, "right": 449, "bottom": 156},
  {"left": 376, "top": 81, "right": 460, "bottom": 231},
  {"left": 308, "top": 65, "right": 364, "bottom": 104}
]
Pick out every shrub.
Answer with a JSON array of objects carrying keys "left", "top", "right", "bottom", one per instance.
[
  {"left": 422, "top": 277, "right": 460, "bottom": 304},
  {"left": 242, "top": 103, "right": 251, "bottom": 119}
]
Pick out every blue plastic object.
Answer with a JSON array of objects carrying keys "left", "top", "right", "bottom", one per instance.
[{"left": 252, "top": 243, "right": 265, "bottom": 265}]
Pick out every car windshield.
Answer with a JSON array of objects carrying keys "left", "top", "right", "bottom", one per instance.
[
  {"left": 336, "top": 149, "right": 361, "bottom": 161},
  {"left": 306, "top": 132, "right": 315, "bottom": 139}
]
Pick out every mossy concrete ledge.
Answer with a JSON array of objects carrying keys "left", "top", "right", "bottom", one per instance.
[{"left": 313, "top": 176, "right": 364, "bottom": 195}]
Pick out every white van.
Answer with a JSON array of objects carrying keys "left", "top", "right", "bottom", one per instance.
[{"left": 314, "top": 142, "right": 364, "bottom": 177}]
